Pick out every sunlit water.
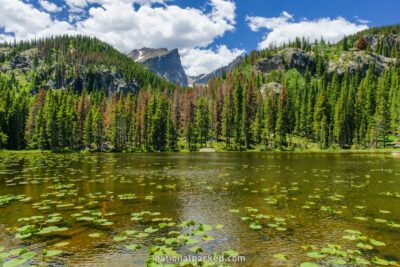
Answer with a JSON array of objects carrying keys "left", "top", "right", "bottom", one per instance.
[{"left": 0, "top": 152, "right": 400, "bottom": 266}]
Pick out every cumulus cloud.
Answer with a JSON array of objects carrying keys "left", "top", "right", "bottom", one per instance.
[
  {"left": 247, "top": 11, "right": 369, "bottom": 49},
  {"left": 76, "top": 0, "right": 236, "bottom": 52},
  {"left": 39, "top": 0, "right": 62, "bottom": 12},
  {"left": 0, "top": 0, "right": 241, "bottom": 75},
  {"left": 0, "top": 0, "right": 75, "bottom": 42},
  {"left": 65, "top": 0, "right": 88, "bottom": 8},
  {"left": 181, "top": 45, "right": 245, "bottom": 76}
]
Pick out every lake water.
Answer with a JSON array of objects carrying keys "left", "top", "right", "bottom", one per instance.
[{"left": 0, "top": 152, "right": 400, "bottom": 266}]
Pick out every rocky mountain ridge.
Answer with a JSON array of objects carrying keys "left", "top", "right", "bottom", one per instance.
[
  {"left": 188, "top": 55, "right": 244, "bottom": 85},
  {"left": 128, "top": 48, "right": 188, "bottom": 86}
]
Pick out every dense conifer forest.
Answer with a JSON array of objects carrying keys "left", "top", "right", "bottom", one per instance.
[{"left": 1, "top": 27, "right": 400, "bottom": 152}]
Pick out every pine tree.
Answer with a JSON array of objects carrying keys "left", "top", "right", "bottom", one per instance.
[
  {"left": 84, "top": 109, "right": 94, "bottom": 148},
  {"left": 93, "top": 108, "right": 104, "bottom": 151},
  {"left": 264, "top": 91, "right": 277, "bottom": 149},
  {"left": 342, "top": 36, "right": 349, "bottom": 51},
  {"left": 244, "top": 74, "right": 256, "bottom": 148},
  {"left": 167, "top": 103, "right": 178, "bottom": 151},
  {"left": 251, "top": 91, "right": 264, "bottom": 145},
  {"left": 356, "top": 36, "right": 368, "bottom": 51},
  {"left": 195, "top": 97, "right": 209, "bottom": 148},
  {"left": 313, "top": 91, "right": 329, "bottom": 148},
  {"left": 275, "top": 85, "right": 289, "bottom": 149},
  {"left": 151, "top": 96, "right": 168, "bottom": 151},
  {"left": 222, "top": 76, "right": 234, "bottom": 149},
  {"left": 233, "top": 73, "right": 244, "bottom": 148}
]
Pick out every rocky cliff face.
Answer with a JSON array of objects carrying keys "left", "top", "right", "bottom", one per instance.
[
  {"left": 254, "top": 47, "right": 395, "bottom": 77},
  {"left": 189, "top": 55, "right": 243, "bottom": 85},
  {"left": 327, "top": 51, "right": 395, "bottom": 76},
  {"left": 128, "top": 48, "right": 188, "bottom": 86},
  {"left": 0, "top": 47, "right": 139, "bottom": 95},
  {"left": 254, "top": 48, "right": 315, "bottom": 75},
  {"left": 363, "top": 34, "right": 400, "bottom": 51}
]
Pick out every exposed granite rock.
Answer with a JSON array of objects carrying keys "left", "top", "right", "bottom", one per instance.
[
  {"left": 40, "top": 69, "right": 139, "bottom": 95},
  {"left": 255, "top": 47, "right": 395, "bottom": 77},
  {"left": 284, "top": 48, "right": 315, "bottom": 72},
  {"left": 128, "top": 48, "right": 188, "bottom": 86},
  {"left": 254, "top": 54, "right": 286, "bottom": 74},
  {"left": 254, "top": 48, "right": 315, "bottom": 76},
  {"left": 260, "top": 82, "right": 283, "bottom": 99},
  {"left": 363, "top": 34, "right": 400, "bottom": 51},
  {"left": 327, "top": 51, "right": 396, "bottom": 76}
]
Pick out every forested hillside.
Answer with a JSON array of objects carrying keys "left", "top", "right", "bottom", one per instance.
[
  {"left": 0, "top": 27, "right": 399, "bottom": 151},
  {"left": 0, "top": 35, "right": 174, "bottom": 94}
]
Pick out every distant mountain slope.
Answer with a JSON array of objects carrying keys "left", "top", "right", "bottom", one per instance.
[
  {"left": 128, "top": 48, "right": 188, "bottom": 86},
  {"left": 0, "top": 35, "right": 174, "bottom": 94},
  {"left": 188, "top": 55, "right": 244, "bottom": 85},
  {"left": 233, "top": 29, "right": 399, "bottom": 82}
]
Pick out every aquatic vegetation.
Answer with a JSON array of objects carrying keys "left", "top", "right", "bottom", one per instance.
[{"left": 0, "top": 152, "right": 399, "bottom": 266}]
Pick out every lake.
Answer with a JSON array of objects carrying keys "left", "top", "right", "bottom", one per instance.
[{"left": 0, "top": 152, "right": 399, "bottom": 266}]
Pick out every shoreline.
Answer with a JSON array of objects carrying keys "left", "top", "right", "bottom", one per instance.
[{"left": 1, "top": 149, "right": 399, "bottom": 154}]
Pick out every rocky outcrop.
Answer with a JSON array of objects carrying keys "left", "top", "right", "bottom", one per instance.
[
  {"left": 254, "top": 47, "right": 395, "bottom": 77},
  {"left": 285, "top": 48, "right": 315, "bottom": 72},
  {"left": 128, "top": 48, "right": 188, "bottom": 86},
  {"left": 254, "top": 48, "right": 315, "bottom": 76},
  {"left": 327, "top": 51, "right": 396, "bottom": 76},
  {"left": 42, "top": 69, "right": 139, "bottom": 95},
  {"left": 254, "top": 54, "right": 286, "bottom": 74},
  {"left": 260, "top": 82, "right": 283, "bottom": 99},
  {"left": 189, "top": 55, "right": 243, "bottom": 85},
  {"left": 363, "top": 34, "right": 400, "bottom": 51}
]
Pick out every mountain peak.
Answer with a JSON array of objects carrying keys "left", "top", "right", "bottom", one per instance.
[{"left": 128, "top": 47, "right": 188, "bottom": 86}]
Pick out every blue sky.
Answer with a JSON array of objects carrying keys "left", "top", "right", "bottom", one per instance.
[{"left": 1, "top": 0, "right": 399, "bottom": 75}]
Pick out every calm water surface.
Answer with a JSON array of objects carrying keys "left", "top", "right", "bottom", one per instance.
[{"left": 0, "top": 152, "right": 400, "bottom": 266}]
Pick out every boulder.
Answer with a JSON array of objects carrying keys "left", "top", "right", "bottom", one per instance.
[
  {"left": 261, "top": 82, "right": 283, "bottom": 99},
  {"left": 254, "top": 48, "right": 315, "bottom": 76},
  {"left": 199, "top": 148, "right": 216, "bottom": 152}
]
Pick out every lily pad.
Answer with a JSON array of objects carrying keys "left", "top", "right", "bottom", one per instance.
[
  {"left": 369, "top": 238, "right": 385, "bottom": 247},
  {"left": 126, "top": 244, "right": 142, "bottom": 250},
  {"left": 89, "top": 233, "right": 103, "bottom": 238},
  {"left": 43, "top": 250, "right": 63, "bottom": 257},
  {"left": 307, "top": 251, "right": 325, "bottom": 259},
  {"left": 300, "top": 263, "right": 319, "bottom": 267},
  {"left": 274, "top": 253, "right": 289, "bottom": 260},
  {"left": 114, "top": 235, "right": 128, "bottom": 241},
  {"left": 222, "top": 250, "right": 239, "bottom": 257},
  {"left": 371, "top": 257, "right": 389, "bottom": 266},
  {"left": 356, "top": 242, "right": 373, "bottom": 250}
]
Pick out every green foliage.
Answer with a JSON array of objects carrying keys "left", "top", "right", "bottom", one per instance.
[{"left": 1, "top": 31, "right": 400, "bottom": 152}]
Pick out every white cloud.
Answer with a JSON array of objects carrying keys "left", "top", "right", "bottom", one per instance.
[
  {"left": 65, "top": 0, "right": 87, "bottom": 8},
  {"left": 91, "top": 0, "right": 172, "bottom": 4},
  {"left": 354, "top": 16, "right": 370, "bottom": 24},
  {"left": 39, "top": 0, "right": 62, "bottom": 12},
  {"left": 0, "top": 0, "right": 240, "bottom": 75},
  {"left": 181, "top": 45, "right": 245, "bottom": 76},
  {"left": 75, "top": 0, "right": 236, "bottom": 52},
  {"left": 247, "top": 11, "right": 369, "bottom": 49},
  {"left": 0, "top": 0, "right": 75, "bottom": 42}
]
